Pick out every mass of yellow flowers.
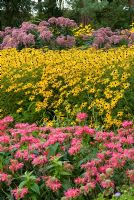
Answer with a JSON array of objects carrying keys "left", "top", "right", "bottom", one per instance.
[
  {"left": 130, "top": 22, "right": 134, "bottom": 33},
  {"left": 0, "top": 46, "right": 134, "bottom": 129},
  {"left": 73, "top": 24, "right": 93, "bottom": 37}
]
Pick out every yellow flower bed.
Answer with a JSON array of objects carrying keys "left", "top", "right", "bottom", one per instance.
[{"left": 0, "top": 46, "right": 134, "bottom": 128}]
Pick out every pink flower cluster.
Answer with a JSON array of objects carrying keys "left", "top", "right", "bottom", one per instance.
[
  {"left": 0, "top": 19, "right": 133, "bottom": 50},
  {"left": 76, "top": 112, "right": 88, "bottom": 122},
  {"left": 48, "top": 17, "right": 77, "bottom": 28},
  {"left": 0, "top": 115, "right": 133, "bottom": 199},
  {"left": 0, "top": 17, "right": 77, "bottom": 50},
  {"left": 64, "top": 188, "right": 80, "bottom": 199},
  {"left": 92, "top": 27, "right": 134, "bottom": 49},
  {"left": 12, "top": 187, "right": 28, "bottom": 200},
  {"left": 44, "top": 176, "right": 62, "bottom": 191},
  {"left": 56, "top": 35, "right": 75, "bottom": 48},
  {"left": 0, "top": 24, "right": 36, "bottom": 49}
]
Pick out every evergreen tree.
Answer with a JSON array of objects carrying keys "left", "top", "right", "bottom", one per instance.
[
  {"left": 45, "top": 0, "right": 62, "bottom": 17},
  {"left": 34, "top": 0, "right": 62, "bottom": 20},
  {"left": 0, "top": 0, "right": 33, "bottom": 28},
  {"left": 67, "top": 0, "right": 132, "bottom": 29}
]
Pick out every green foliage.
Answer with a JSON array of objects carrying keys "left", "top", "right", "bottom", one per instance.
[
  {"left": 19, "top": 171, "right": 40, "bottom": 196},
  {"left": 0, "top": 0, "right": 63, "bottom": 29},
  {"left": 94, "top": 0, "right": 132, "bottom": 29},
  {"left": 0, "top": 117, "right": 134, "bottom": 199},
  {"left": 34, "top": 0, "right": 62, "bottom": 20},
  {"left": 81, "top": 0, "right": 109, "bottom": 16},
  {"left": 66, "top": 0, "right": 132, "bottom": 29},
  {"left": 96, "top": 186, "right": 134, "bottom": 200},
  {"left": 0, "top": 0, "right": 33, "bottom": 28}
]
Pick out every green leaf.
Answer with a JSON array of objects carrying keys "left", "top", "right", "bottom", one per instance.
[
  {"left": 62, "top": 179, "right": 72, "bottom": 190},
  {"left": 31, "top": 183, "right": 40, "bottom": 195},
  {"left": 48, "top": 142, "right": 59, "bottom": 156},
  {"left": 31, "top": 195, "right": 37, "bottom": 200},
  {"left": 60, "top": 171, "right": 71, "bottom": 176},
  {"left": 19, "top": 181, "right": 26, "bottom": 188}
]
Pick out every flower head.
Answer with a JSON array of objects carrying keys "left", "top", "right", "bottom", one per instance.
[
  {"left": 76, "top": 112, "right": 88, "bottom": 122},
  {"left": 12, "top": 187, "right": 28, "bottom": 200}
]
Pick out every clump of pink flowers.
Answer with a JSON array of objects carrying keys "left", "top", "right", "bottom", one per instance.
[
  {"left": 91, "top": 27, "right": 134, "bottom": 49},
  {"left": 0, "top": 17, "right": 77, "bottom": 50},
  {"left": 122, "top": 120, "right": 133, "bottom": 128},
  {"left": 0, "top": 114, "right": 133, "bottom": 199},
  {"left": 64, "top": 188, "right": 80, "bottom": 199},
  {"left": 44, "top": 176, "right": 62, "bottom": 191},
  {"left": 56, "top": 35, "right": 75, "bottom": 48},
  {"left": 76, "top": 112, "right": 88, "bottom": 122},
  {"left": 0, "top": 18, "right": 134, "bottom": 50},
  {"left": 48, "top": 17, "right": 77, "bottom": 28},
  {"left": 12, "top": 187, "right": 28, "bottom": 200}
]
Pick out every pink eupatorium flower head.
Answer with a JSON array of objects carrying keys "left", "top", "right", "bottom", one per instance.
[
  {"left": 56, "top": 35, "right": 75, "bottom": 48},
  {"left": 40, "top": 30, "right": 53, "bottom": 41}
]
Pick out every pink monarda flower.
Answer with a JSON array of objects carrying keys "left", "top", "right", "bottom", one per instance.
[
  {"left": 64, "top": 188, "right": 80, "bottom": 199},
  {"left": 0, "top": 173, "right": 8, "bottom": 182},
  {"left": 45, "top": 176, "right": 62, "bottom": 191},
  {"left": 32, "top": 155, "right": 47, "bottom": 166},
  {"left": 0, "top": 135, "right": 10, "bottom": 144},
  {"left": 12, "top": 187, "right": 28, "bottom": 200},
  {"left": 126, "top": 169, "right": 134, "bottom": 181},
  {"left": 76, "top": 112, "right": 88, "bottom": 122},
  {"left": 124, "top": 149, "right": 134, "bottom": 160},
  {"left": 1, "top": 116, "right": 14, "bottom": 123},
  {"left": 122, "top": 121, "right": 133, "bottom": 128},
  {"left": 9, "top": 159, "right": 24, "bottom": 173},
  {"left": 83, "top": 126, "right": 95, "bottom": 136},
  {"left": 101, "top": 179, "right": 114, "bottom": 188},
  {"left": 0, "top": 124, "right": 6, "bottom": 131},
  {"left": 74, "top": 177, "right": 85, "bottom": 185},
  {"left": 68, "top": 138, "right": 82, "bottom": 155},
  {"left": 80, "top": 182, "right": 96, "bottom": 194}
]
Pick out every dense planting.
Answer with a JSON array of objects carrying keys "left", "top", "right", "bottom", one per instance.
[
  {"left": 0, "top": 17, "right": 134, "bottom": 50},
  {"left": 0, "top": 17, "right": 134, "bottom": 200},
  {"left": 0, "top": 46, "right": 134, "bottom": 128},
  {"left": 0, "top": 115, "right": 133, "bottom": 199}
]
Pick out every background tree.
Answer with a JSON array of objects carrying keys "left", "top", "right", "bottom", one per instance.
[
  {"left": 0, "top": 0, "right": 34, "bottom": 29},
  {"left": 34, "top": 0, "right": 62, "bottom": 20},
  {"left": 45, "top": 0, "right": 62, "bottom": 17},
  {"left": 128, "top": 0, "right": 134, "bottom": 21},
  {"left": 0, "top": 0, "right": 133, "bottom": 30},
  {"left": 94, "top": 0, "right": 132, "bottom": 29},
  {"left": 66, "top": 0, "right": 132, "bottom": 29}
]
